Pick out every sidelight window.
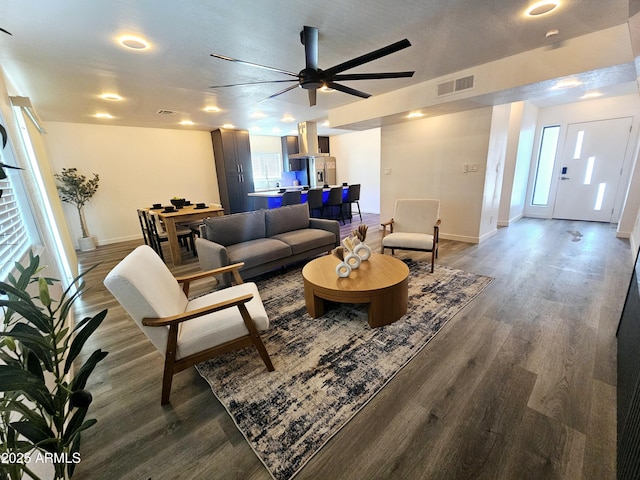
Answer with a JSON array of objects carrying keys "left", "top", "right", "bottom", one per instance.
[{"left": 531, "top": 125, "right": 560, "bottom": 206}]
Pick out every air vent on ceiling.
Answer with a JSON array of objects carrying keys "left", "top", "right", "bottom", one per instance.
[
  {"left": 437, "top": 74, "right": 475, "bottom": 97},
  {"left": 156, "top": 109, "right": 178, "bottom": 115}
]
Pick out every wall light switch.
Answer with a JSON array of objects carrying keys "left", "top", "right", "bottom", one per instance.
[
  {"left": 469, "top": 163, "right": 479, "bottom": 172},
  {"left": 462, "top": 164, "right": 469, "bottom": 173},
  {"left": 384, "top": 168, "right": 392, "bottom": 175}
]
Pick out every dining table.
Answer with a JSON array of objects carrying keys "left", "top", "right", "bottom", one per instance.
[{"left": 154, "top": 204, "right": 224, "bottom": 265}]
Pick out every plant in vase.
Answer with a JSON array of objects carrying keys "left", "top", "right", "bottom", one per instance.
[
  {"left": 54, "top": 168, "right": 100, "bottom": 252},
  {"left": 0, "top": 251, "right": 108, "bottom": 479}
]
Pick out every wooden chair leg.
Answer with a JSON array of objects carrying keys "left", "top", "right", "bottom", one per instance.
[
  {"left": 161, "top": 324, "right": 179, "bottom": 405},
  {"left": 431, "top": 249, "right": 435, "bottom": 273},
  {"left": 239, "top": 304, "right": 274, "bottom": 371}
]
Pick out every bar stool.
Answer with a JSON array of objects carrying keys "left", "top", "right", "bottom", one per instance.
[
  {"left": 281, "top": 190, "right": 301, "bottom": 206},
  {"left": 307, "top": 188, "right": 323, "bottom": 218},
  {"left": 345, "top": 184, "right": 362, "bottom": 222},
  {"left": 322, "top": 187, "right": 345, "bottom": 224}
]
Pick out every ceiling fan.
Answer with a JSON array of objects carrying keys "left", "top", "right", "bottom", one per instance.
[{"left": 209, "top": 26, "right": 414, "bottom": 106}]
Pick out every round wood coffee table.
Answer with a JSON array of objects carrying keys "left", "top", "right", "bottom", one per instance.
[{"left": 302, "top": 252, "right": 409, "bottom": 328}]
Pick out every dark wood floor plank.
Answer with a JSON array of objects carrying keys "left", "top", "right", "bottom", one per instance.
[{"left": 70, "top": 215, "right": 631, "bottom": 480}]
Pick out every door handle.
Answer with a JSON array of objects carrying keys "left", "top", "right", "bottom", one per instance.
[{"left": 560, "top": 176, "right": 570, "bottom": 180}]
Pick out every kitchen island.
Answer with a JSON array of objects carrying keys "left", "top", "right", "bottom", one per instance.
[{"left": 248, "top": 185, "right": 349, "bottom": 210}]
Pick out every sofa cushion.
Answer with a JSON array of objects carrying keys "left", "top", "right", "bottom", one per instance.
[
  {"left": 265, "top": 203, "right": 309, "bottom": 237},
  {"left": 271, "top": 229, "right": 336, "bottom": 255},
  {"left": 204, "top": 210, "right": 265, "bottom": 246},
  {"left": 226, "top": 238, "right": 292, "bottom": 270}
]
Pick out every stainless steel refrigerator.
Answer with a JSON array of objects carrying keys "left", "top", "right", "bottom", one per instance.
[{"left": 310, "top": 156, "right": 336, "bottom": 187}]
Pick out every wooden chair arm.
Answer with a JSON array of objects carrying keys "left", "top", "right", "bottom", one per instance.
[
  {"left": 176, "top": 262, "right": 245, "bottom": 295},
  {"left": 380, "top": 218, "right": 394, "bottom": 236},
  {"left": 434, "top": 219, "right": 441, "bottom": 243},
  {"left": 142, "top": 292, "right": 254, "bottom": 327}
]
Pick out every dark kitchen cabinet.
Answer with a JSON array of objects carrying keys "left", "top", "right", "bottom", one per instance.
[
  {"left": 282, "top": 135, "right": 302, "bottom": 171},
  {"left": 211, "top": 128, "right": 254, "bottom": 214},
  {"left": 318, "top": 136, "right": 330, "bottom": 154}
]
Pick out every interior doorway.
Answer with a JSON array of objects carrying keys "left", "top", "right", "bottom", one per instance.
[{"left": 552, "top": 117, "right": 633, "bottom": 222}]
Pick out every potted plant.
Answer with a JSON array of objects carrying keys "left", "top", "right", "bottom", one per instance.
[
  {"left": 54, "top": 168, "right": 100, "bottom": 252},
  {"left": 0, "top": 251, "right": 108, "bottom": 479}
]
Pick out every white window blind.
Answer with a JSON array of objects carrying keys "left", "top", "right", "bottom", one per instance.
[
  {"left": 252, "top": 153, "right": 282, "bottom": 180},
  {"left": 0, "top": 173, "right": 29, "bottom": 280}
]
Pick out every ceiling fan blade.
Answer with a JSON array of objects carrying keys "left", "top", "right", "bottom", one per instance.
[
  {"left": 301, "top": 26, "right": 319, "bottom": 70},
  {"left": 331, "top": 71, "right": 414, "bottom": 81},
  {"left": 210, "top": 53, "right": 299, "bottom": 77},
  {"left": 326, "top": 82, "right": 371, "bottom": 99},
  {"left": 323, "top": 39, "right": 412, "bottom": 76},
  {"left": 308, "top": 89, "right": 317, "bottom": 107},
  {"left": 209, "top": 79, "right": 298, "bottom": 89},
  {"left": 257, "top": 84, "right": 300, "bottom": 103}
]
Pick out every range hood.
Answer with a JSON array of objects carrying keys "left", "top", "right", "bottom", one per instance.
[{"left": 289, "top": 121, "right": 330, "bottom": 158}]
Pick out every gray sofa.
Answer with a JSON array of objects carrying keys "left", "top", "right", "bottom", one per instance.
[{"left": 196, "top": 203, "right": 340, "bottom": 280}]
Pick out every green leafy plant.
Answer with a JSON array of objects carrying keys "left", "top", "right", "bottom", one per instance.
[
  {"left": 0, "top": 251, "right": 107, "bottom": 479},
  {"left": 54, "top": 168, "right": 100, "bottom": 238}
]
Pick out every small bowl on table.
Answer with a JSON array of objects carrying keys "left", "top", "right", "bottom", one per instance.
[{"left": 170, "top": 198, "right": 186, "bottom": 209}]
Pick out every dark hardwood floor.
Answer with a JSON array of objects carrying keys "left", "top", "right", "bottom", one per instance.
[{"left": 72, "top": 214, "right": 632, "bottom": 479}]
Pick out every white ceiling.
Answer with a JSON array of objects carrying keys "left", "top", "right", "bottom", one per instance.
[{"left": 0, "top": 0, "right": 635, "bottom": 136}]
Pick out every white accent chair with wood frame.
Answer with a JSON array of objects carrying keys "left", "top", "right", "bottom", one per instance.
[
  {"left": 104, "top": 245, "right": 274, "bottom": 405},
  {"left": 381, "top": 198, "right": 441, "bottom": 273}
]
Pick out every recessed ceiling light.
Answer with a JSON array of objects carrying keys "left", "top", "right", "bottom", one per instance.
[
  {"left": 525, "top": 1, "right": 560, "bottom": 17},
  {"left": 222, "top": 123, "right": 235, "bottom": 129},
  {"left": 250, "top": 126, "right": 262, "bottom": 132},
  {"left": 281, "top": 115, "right": 295, "bottom": 122},
  {"left": 552, "top": 78, "right": 582, "bottom": 89},
  {"left": 251, "top": 111, "right": 266, "bottom": 118},
  {"left": 94, "top": 113, "right": 113, "bottom": 119},
  {"left": 407, "top": 111, "right": 424, "bottom": 118},
  {"left": 118, "top": 35, "right": 150, "bottom": 50},
  {"left": 204, "top": 106, "right": 221, "bottom": 113},
  {"left": 100, "top": 93, "right": 123, "bottom": 101},
  {"left": 322, "top": 120, "right": 330, "bottom": 127},
  {"left": 271, "top": 127, "right": 282, "bottom": 134},
  {"left": 179, "top": 120, "right": 194, "bottom": 126},
  {"left": 545, "top": 29, "right": 559, "bottom": 38},
  {"left": 581, "top": 91, "right": 603, "bottom": 99}
]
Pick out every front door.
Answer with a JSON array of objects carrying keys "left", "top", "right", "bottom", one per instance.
[{"left": 552, "top": 117, "right": 632, "bottom": 222}]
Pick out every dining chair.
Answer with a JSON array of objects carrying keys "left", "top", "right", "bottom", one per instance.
[
  {"left": 344, "top": 184, "right": 362, "bottom": 223},
  {"left": 306, "top": 188, "right": 324, "bottom": 218},
  {"left": 381, "top": 198, "right": 441, "bottom": 272},
  {"left": 322, "top": 187, "right": 345, "bottom": 224},
  {"left": 148, "top": 211, "right": 196, "bottom": 261},
  {"left": 137, "top": 209, "right": 153, "bottom": 247},
  {"left": 104, "top": 245, "right": 274, "bottom": 404},
  {"left": 281, "top": 190, "right": 302, "bottom": 206}
]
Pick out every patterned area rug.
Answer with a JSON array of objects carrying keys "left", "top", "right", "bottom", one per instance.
[{"left": 195, "top": 259, "right": 493, "bottom": 480}]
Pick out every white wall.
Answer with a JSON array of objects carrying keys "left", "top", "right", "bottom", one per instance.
[
  {"left": 479, "top": 104, "right": 510, "bottom": 241},
  {"left": 498, "top": 101, "right": 538, "bottom": 226},
  {"left": 380, "top": 108, "right": 493, "bottom": 243},
  {"left": 523, "top": 94, "right": 640, "bottom": 237},
  {"left": 331, "top": 128, "right": 381, "bottom": 214},
  {"left": 43, "top": 122, "right": 219, "bottom": 246}
]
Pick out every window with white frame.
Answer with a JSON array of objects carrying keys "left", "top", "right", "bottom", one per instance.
[{"left": 0, "top": 120, "right": 35, "bottom": 280}]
